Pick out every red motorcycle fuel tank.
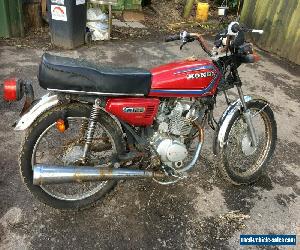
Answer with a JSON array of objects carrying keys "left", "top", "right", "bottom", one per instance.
[
  {"left": 149, "top": 59, "right": 222, "bottom": 97},
  {"left": 105, "top": 98, "right": 160, "bottom": 126}
]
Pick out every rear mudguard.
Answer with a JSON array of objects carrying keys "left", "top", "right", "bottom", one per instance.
[
  {"left": 14, "top": 93, "right": 124, "bottom": 132},
  {"left": 213, "top": 95, "right": 269, "bottom": 155},
  {"left": 14, "top": 94, "right": 61, "bottom": 131}
]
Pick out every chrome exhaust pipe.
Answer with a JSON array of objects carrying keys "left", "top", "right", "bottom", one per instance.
[
  {"left": 33, "top": 164, "right": 165, "bottom": 185},
  {"left": 178, "top": 123, "right": 204, "bottom": 173}
]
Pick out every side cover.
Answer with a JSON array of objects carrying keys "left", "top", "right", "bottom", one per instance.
[{"left": 105, "top": 98, "right": 160, "bottom": 126}]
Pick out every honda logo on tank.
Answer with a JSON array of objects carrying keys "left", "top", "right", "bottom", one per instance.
[{"left": 51, "top": 5, "right": 67, "bottom": 21}]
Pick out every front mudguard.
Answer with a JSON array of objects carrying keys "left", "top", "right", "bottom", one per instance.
[
  {"left": 213, "top": 95, "right": 269, "bottom": 155},
  {"left": 14, "top": 93, "right": 62, "bottom": 131}
]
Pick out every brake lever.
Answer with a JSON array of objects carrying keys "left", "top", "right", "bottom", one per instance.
[
  {"left": 180, "top": 36, "right": 195, "bottom": 50},
  {"left": 180, "top": 41, "right": 187, "bottom": 50}
]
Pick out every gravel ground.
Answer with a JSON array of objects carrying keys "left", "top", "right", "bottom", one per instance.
[{"left": 0, "top": 38, "right": 299, "bottom": 249}]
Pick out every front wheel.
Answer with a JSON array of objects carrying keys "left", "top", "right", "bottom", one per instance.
[
  {"left": 218, "top": 100, "right": 277, "bottom": 185},
  {"left": 19, "top": 103, "right": 125, "bottom": 210}
]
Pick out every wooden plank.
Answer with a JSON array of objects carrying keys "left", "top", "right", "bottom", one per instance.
[
  {"left": 108, "top": 4, "right": 112, "bottom": 39},
  {"left": 23, "top": 3, "right": 43, "bottom": 29},
  {"left": 241, "top": 0, "right": 300, "bottom": 64},
  {"left": 41, "top": 0, "right": 47, "bottom": 18},
  {"left": 183, "top": 0, "right": 194, "bottom": 19}
]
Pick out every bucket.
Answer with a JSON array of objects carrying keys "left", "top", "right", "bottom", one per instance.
[
  {"left": 196, "top": 2, "right": 209, "bottom": 22},
  {"left": 218, "top": 6, "right": 229, "bottom": 16}
]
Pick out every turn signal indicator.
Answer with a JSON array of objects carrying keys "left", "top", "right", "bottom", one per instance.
[{"left": 56, "top": 119, "right": 68, "bottom": 133}]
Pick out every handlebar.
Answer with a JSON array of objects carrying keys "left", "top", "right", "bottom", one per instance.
[
  {"left": 230, "top": 22, "right": 263, "bottom": 34},
  {"left": 165, "top": 34, "right": 181, "bottom": 42},
  {"left": 252, "top": 29, "right": 264, "bottom": 34},
  {"left": 165, "top": 31, "right": 212, "bottom": 56},
  {"left": 165, "top": 22, "right": 263, "bottom": 58}
]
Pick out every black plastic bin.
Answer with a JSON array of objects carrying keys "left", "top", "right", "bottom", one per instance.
[{"left": 47, "top": 0, "right": 87, "bottom": 49}]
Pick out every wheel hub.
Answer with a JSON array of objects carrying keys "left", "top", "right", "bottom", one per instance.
[
  {"left": 241, "top": 134, "right": 258, "bottom": 156},
  {"left": 62, "top": 145, "right": 84, "bottom": 165}
]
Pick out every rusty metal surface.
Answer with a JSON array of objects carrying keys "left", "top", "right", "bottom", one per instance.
[{"left": 33, "top": 165, "right": 166, "bottom": 185}]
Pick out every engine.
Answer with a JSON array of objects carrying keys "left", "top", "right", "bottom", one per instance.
[{"left": 151, "top": 98, "right": 202, "bottom": 168}]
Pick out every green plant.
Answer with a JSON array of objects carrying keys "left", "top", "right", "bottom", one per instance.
[{"left": 214, "top": 0, "right": 239, "bottom": 9}]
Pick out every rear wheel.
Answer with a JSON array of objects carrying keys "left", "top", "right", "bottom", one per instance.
[
  {"left": 19, "top": 103, "right": 125, "bottom": 210},
  {"left": 218, "top": 100, "right": 277, "bottom": 184}
]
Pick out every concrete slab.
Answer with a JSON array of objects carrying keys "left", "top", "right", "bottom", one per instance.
[
  {"left": 123, "top": 11, "right": 145, "bottom": 22},
  {"left": 125, "top": 21, "right": 146, "bottom": 29},
  {"left": 112, "top": 19, "right": 146, "bottom": 29},
  {"left": 112, "top": 19, "right": 129, "bottom": 28},
  {"left": 0, "top": 39, "right": 299, "bottom": 249}
]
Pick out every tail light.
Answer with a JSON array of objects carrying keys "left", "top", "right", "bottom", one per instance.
[
  {"left": 253, "top": 53, "right": 261, "bottom": 62},
  {"left": 3, "top": 78, "right": 24, "bottom": 101},
  {"left": 252, "top": 47, "right": 261, "bottom": 62}
]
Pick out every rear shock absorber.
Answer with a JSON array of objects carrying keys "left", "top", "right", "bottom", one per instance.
[{"left": 81, "top": 99, "right": 101, "bottom": 161}]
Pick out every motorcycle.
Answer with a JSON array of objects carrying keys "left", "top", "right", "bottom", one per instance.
[{"left": 3, "top": 22, "right": 276, "bottom": 210}]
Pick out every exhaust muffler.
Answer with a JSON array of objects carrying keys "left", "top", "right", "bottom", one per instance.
[{"left": 33, "top": 164, "right": 165, "bottom": 185}]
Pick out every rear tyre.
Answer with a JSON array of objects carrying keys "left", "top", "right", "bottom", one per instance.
[
  {"left": 218, "top": 100, "right": 277, "bottom": 185},
  {"left": 19, "top": 103, "right": 125, "bottom": 210}
]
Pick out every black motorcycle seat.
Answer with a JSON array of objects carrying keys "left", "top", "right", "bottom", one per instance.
[{"left": 38, "top": 53, "right": 152, "bottom": 95}]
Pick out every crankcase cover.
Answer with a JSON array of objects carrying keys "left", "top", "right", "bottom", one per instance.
[
  {"left": 166, "top": 142, "right": 188, "bottom": 162},
  {"left": 156, "top": 139, "right": 188, "bottom": 162}
]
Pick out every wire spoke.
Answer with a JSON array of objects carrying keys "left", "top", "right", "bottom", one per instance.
[
  {"left": 32, "top": 117, "right": 117, "bottom": 201},
  {"left": 224, "top": 108, "right": 269, "bottom": 176}
]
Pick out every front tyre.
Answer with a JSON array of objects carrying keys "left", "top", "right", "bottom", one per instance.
[
  {"left": 218, "top": 100, "right": 277, "bottom": 185},
  {"left": 19, "top": 103, "right": 125, "bottom": 210}
]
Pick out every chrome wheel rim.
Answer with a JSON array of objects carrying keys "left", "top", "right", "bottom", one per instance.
[{"left": 224, "top": 108, "right": 272, "bottom": 176}]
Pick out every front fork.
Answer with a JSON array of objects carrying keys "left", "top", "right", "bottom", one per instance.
[
  {"left": 236, "top": 86, "right": 258, "bottom": 147},
  {"left": 231, "top": 65, "right": 258, "bottom": 147}
]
